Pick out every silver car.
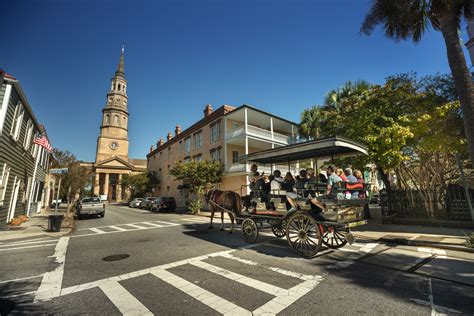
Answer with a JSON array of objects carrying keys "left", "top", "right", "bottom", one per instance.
[
  {"left": 129, "top": 198, "right": 144, "bottom": 208},
  {"left": 139, "top": 197, "right": 158, "bottom": 210}
]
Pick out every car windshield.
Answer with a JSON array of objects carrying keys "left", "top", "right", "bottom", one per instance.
[
  {"left": 147, "top": 197, "right": 156, "bottom": 201},
  {"left": 135, "top": 198, "right": 144, "bottom": 201},
  {"left": 82, "top": 198, "right": 100, "bottom": 203}
]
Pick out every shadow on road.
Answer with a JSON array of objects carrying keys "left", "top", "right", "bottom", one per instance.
[{"left": 0, "top": 282, "right": 55, "bottom": 315}]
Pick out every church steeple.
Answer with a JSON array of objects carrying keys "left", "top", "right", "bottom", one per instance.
[{"left": 115, "top": 45, "right": 125, "bottom": 78}]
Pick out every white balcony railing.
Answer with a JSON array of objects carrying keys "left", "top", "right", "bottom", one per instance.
[
  {"left": 225, "top": 125, "right": 293, "bottom": 144},
  {"left": 225, "top": 163, "right": 246, "bottom": 173}
]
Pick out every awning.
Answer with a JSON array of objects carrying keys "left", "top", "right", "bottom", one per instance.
[{"left": 239, "top": 136, "right": 368, "bottom": 164}]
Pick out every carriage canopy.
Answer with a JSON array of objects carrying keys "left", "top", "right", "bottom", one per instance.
[{"left": 239, "top": 136, "right": 368, "bottom": 164}]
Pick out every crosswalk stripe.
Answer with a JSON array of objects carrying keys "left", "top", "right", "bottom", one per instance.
[
  {"left": 152, "top": 268, "right": 250, "bottom": 315},
  {"left": 89, "top": 228, "right": 106, "bottom": 234},
  {"left": 99, "top": 281, "right": 153, "bottom": 316},
  {"left": 140, "top": 222, "right": 163, "bottom": 228},
  {"left": 0, "top": 238, "right": 57, "bottom": 248},
  {"left": 108, "top": 225, "right": 127, "bottom": 232},
  {"left": 126, "top": 224, "right": 148, "bottom": 229},
  {"left": 190, "top": 260, "right": 284, "bottom": 295},
  {"left": 153, "top": 220, "right": 179, "bottom": 226},
  {"left": 0, "top": 243, "right": 56, "bottom": 252}
]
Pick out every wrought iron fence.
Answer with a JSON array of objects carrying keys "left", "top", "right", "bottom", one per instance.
[{"left": 381, "top": 184, "right": 473, "bottom": 222}]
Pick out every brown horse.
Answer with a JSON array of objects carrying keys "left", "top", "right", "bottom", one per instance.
[{"left": 206, "top": 189, "right": 242, "bottom": 233}]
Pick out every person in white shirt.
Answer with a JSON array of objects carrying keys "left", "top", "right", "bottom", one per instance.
[{"left": 270, "top": 170, "right": 284, "bottom": 192}]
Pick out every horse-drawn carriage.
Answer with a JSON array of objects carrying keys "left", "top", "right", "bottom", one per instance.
[{"left": 208, "top": 136, "right": 369, "bottom": 259}]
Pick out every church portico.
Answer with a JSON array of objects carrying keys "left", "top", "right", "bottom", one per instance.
[{"left": 89, "top": 47, "right": 146, "bottom": 203}]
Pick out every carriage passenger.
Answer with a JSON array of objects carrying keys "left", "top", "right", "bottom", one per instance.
[
  {"left": 270, "top": 170, "right": 284, "bottom": 192},
  {"left": 353, "top": 169, "right": 366, "bottom": 199},
  {"left": 282, "top": 172, "right": 295, "bottom": 191},
  {"left": 336, "top": 168, "right": 347, "bottom": 181},
  {"left": 310, "top": 165, "right": 343, "bottom": 211},
  {"left": 286, "top": 169, "right": 308, "bottom": 212}
]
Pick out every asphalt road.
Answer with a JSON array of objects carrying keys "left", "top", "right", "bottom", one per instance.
[{"left": 1, "top": 204, "right": 473, "bottom": 315}]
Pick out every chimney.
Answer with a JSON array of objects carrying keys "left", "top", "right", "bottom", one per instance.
[
  {"left": 175, "top": 125, "right": 182, "bottom": 136},
  {"left": 167, "top": 132, "right": 173, "bottom": 141},
  {"left": 157, "top": 138, "right": 164, "bottom": 148},
  {"left": 150, "top": 145, "right": 154, "bottom": 153},
  {"left": 204, "top": 104, "right": 213, "bottom": 117}
]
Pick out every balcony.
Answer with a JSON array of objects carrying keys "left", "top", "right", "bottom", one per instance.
[
  {"left": 225, "top": 125, "right": 294, "bottom": 145},
  {"left": 225, "top": 163, "right": 246, "bottom": 173}
]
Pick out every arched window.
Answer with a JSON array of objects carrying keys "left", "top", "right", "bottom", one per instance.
[
  {"left": 123, "top": 117, "right": 126, "bottom": 125},
  {"left": 105, "top": 114, "right": 110, "bottom": 124},
  {"left": 113, "top": 83, "right": 116, "bottom": 90},
  {"left": 118, "top": 84, "right": 121, "bottom": 91},
  {"left": 114, "top": 115, "right": 119, "bottom": 125}
]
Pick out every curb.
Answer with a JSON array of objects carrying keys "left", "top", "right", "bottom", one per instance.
[{"left": 354, "top": 234, "right": 474, "bottom": 253}]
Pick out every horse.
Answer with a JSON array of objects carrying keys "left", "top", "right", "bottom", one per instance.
[{"left": 206, "top": 189, "right": 242, "bottom": 233}]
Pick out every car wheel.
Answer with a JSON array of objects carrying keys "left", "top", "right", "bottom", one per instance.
[{"left": 100, "top": 212, "right": 105, "bottom": 218}]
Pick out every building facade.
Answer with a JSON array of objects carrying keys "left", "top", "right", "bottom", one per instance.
[
  {"left": 91, "top": 48, "right": 146, "bottom": 202},
  {"left": 0, "top": 70, "right": 52, "bottom": 226},
  {"left": 147, "top": 104, "right": 299, "bottom": 207}
]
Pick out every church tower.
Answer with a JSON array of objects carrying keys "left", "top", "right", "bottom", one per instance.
[{"left": 95, "top": 46, "right": 129, "bottom": 163}]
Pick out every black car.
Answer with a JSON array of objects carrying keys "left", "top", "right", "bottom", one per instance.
[{"left": 151, "top": 196, "right": 176, "bottom": 212}]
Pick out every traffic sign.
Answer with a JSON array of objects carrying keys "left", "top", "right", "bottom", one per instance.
[{"left": 49, "top": 168, "right": 68, "bottom": 174}]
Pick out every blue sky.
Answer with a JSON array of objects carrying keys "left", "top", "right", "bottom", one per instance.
[{"left": 1, "top": 0, "right": 470, "bottom": 162}]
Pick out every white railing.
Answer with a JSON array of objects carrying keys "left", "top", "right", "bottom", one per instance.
[
  {"left": 225, "top": 163, "right": 246, "bottom": 173},
  {"left": 225, "top": 124, "right": 293, "bottom": 144}
]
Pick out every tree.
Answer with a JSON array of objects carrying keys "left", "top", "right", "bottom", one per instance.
[
  {"left": 324, "top": 80, "right": 372, "bottom": 110},
  {"left": 299, "top": 106, "right": 328, "bottom": 139},
  {"left": 169, "top": 159, "right": 223, "bottom": 214},
  {"left": 51, "top": 149, "right": 92, "bottom": 206},
  {"left": 120, "top": 173, "right": 150, "bottom": 199},
  {"left": 361, "top": 0, "right": 474, "bottom": 165}
]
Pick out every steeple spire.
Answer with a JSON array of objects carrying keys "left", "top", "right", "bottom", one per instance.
[{"left": 115, "top": 45, "right": 125, "bottom": 77}]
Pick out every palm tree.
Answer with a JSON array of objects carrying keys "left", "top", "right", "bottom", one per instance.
[
  {"left": 324, "top": 80, "right": 372, "bottom": 110},
  {"left": 361, "top": 0, "right": 474, "bottom": 162},
  {"left": 299, "top": 106, "right": 327, "bottom": 139}
]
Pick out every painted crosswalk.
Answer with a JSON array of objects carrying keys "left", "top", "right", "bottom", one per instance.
[
  {"left": 57, "top": 247, "right": 325, "bottom": 315},
  {"left": 73, "top": 220, "right": 181, "bottom": 238},
  {"left": 0, "top": 237, "right": 59, "bottom": 252}
]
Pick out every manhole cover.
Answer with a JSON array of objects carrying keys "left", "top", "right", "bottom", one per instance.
[{"left": 103, "top": 254, "right": 130, "bottom": 261}]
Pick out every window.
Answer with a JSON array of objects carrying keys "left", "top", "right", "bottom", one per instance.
[
  {"left": 114, "top": 115, "right": 119, "bottom": 125},
  {"left": 210, "top": 122, "right": 220, "bottom": 143},
  {"left": 10, "top": 102, "right": 24, "bottom": 141},
  {"left": 184, "top": 137, "right": 191, "bottom": 155},
  {"left": 232, "top": 122, "right": 239, "bottom": 130},
  {"left": 178, "top": 140, "right": 182, "bottom": 157},
  {"left": 194, "top": 154, "right": 202, "bottom": 161},
  {"left": 210, "top": 148, "right": 221, "bottom": 162},
  {"left": 194, "top": 131, "right": 202, "bottom": 149},
  {"left": 232, "top": 151, "right": 239, "bottom": 164},
  {"left": 118, "top": 84, "right": 121, "bottom": 91},
  {"left": 23, "top": 120, "right": 34, "bottom": 150},
  {"left": 0, "top": 163, "right": 10, "bottom": 205},
  {"left": 105, "top": 114, "right": 110, "bottom": 124}
]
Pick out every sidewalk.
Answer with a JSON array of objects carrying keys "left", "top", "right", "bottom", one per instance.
[
  {"left": 0, "top": 206, "right": 74, "bottom": 242},
  {"left": 196, "top": 210, "right": 474, "bottom": 253}
]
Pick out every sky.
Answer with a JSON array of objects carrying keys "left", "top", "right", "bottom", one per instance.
[{"left": 1, "top": 0, "right": 471, "bottom": 162}]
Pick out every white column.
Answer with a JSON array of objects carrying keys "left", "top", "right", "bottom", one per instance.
[
  {"left": 93, "top": 173, "right": 100, "bottom": 195},
  {"left": 27, "top": 144, "right": 42, "bottom": 216},
  {"left": 224, "top": 117, "right": 228, "bottom": 171},
  {"left": 0, "top": 83, "right": 12, "bottom": 134},
  {"left": 117, "top": 174, "right": 122, "bottom": 201},
  {"left": 244, "top": 108, "right": 249, "bottom": 172},
  {"left": 104, "top": 173, "right": 109, "bottom": 199}
]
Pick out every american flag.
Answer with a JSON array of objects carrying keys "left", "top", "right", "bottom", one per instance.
[{"left": 33, "top": 135, "right": 52, "bottom": 152}]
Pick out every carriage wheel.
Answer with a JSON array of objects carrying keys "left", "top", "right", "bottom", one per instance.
[
  {"left": 322, "top": 225, "right": 348, "bottom": 249},
  {"left": 271, "top": 220, "right": 286, "bottom": 238},
  {"left": 241, "top": 218, "right": 258, "bottom": 243},
  {"left": 286, "top": 212, "right": 322, "bottom": 258}
]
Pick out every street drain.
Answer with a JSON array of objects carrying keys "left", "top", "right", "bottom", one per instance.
[{"left": 103, "top": 254, "right": 130, "bottom": 262}]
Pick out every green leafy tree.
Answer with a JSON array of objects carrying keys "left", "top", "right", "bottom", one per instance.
[
  {"left": 324, "top": 80, "right": 372, "bottom": 110},
  {"left": 51, "top": 149, "right": 92, "bottom": 206},
  {"left": 121, "top": 173, "right": 150, "bottom": 199},
  {"left": 361, "top": 0, "right": 474, "bottom": 166},
  {"left": 169, "top": 159, "right": 223, "bottom": 214},
  {"left": 299, "top": 106, "right": 328, "bottom": 139}
]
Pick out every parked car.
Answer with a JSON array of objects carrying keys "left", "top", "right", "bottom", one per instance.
[
  {"left": 139, "top": 197, "right": 157, "bottom": 210},
  {"left": 151, "top": 196, "right": 176, "bottom": 212},
  {"left": 129, "top": 198, "right": 145, "bottom": 208},
  {"left": 76, "top": 197, "right": 105, "bottom": 219}
]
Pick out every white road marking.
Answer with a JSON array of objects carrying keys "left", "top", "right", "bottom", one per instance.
[
  {"left": 125, "top": 223, "right": 148, "bottom": 229},
  {"left": 34, "top": 237, "right": 70, "bottom": 302},
  {"left": 59, "top": 246, "right": 323, "bottom": 315},
  {"left": 0, "top": 274, "right": 44, "bottom": 284},
  {"left": 190, "top": 260, "right": 284, "bottom": 295},
  {"left": 152, "top": 268, "right": 250, "bottom": 315},
  {"left": 327, "top": 243, "right": 379, "bottom": 269},
  {"left": 0, "top": 237, "right": 52, "bottom": 246},
  {"left": 139, "top": 222, "right": 163, "bottom": 228},
  {"left": 1, "top": 290, "right": 36, "bottom": 299},
  {"left": 181, "top": 218, "right": 209, "bottom": 223},
  {"left": 89, "top": 227, "right": 106, "bottom": 234},
  {"left": 108, "top": 225, "right": 127, "bottom": 231},
  {"left": 417, "top": 247, "right": 447, "bottom": 256},
  {"left": 99, "top": 281, "right": 153, "bottom": 315},
  {"left": 409, "top": 278, "right": 461, "bottom": 315},
  {"left": 0, "top": 243, "right": 57, "bottom": 252}
]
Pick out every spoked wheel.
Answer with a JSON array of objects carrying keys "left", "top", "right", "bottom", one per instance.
[
  {"left": 241, "top": 218, "right": 258, "bottom": 243},
  {"left": 322, "top": 225, "right": 348, "bottom": 249},
  {"left": 286, "top": 212, "right": 322, "bottom": 258},
  {"left": 271, "top": 220, "right": 286, "bottom": 238}
]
